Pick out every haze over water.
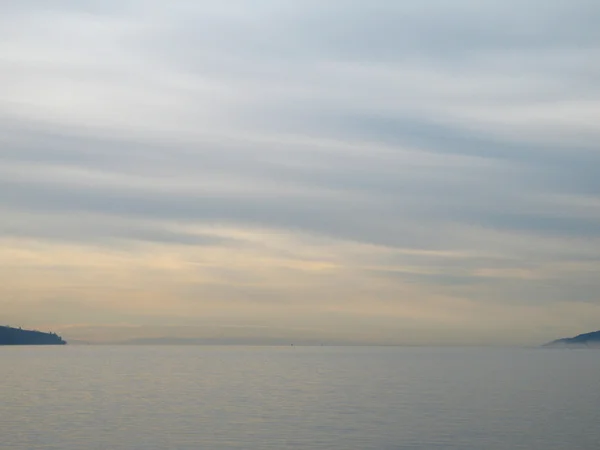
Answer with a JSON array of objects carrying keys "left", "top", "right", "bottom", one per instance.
[{"left": 2, "top": 346, "right": 599, "bottom": 450}]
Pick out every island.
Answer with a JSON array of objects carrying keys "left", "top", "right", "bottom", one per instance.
[
  {"left": 0, "top": 325, "right": 67, "bottom": 345},
  {"left": 544, "top": 330, "right": 600, "bottom": 348}
]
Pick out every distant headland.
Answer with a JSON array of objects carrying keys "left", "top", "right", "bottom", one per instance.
[
  {"left": 544, "top": 330, "right": 600, "bottom": 348},
  {"left": 0, "top": 325, "right": 66, "bottom": 345}
]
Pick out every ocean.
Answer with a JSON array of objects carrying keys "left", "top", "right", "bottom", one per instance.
[{"left": 1, "top": 346, "right": 598, "bottom": 449}]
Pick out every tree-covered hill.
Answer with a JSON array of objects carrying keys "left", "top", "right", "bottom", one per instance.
[
  {"left": 0, "top": 326, "right": 66, "bottom": 345},
  {"left": 544, "top": 330, "right": 600, "bottom": 348}
]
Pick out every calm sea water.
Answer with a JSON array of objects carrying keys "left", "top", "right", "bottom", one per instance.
[{"left": 1, "top": 346, "right": 599, "bottom": 449}]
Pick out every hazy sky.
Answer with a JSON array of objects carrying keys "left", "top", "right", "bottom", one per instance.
[{"left": 1, "top": 0, "right": 599, "bottom": 345}]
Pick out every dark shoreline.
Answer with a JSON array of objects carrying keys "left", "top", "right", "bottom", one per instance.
[{"left": 0, "top": 325, "right": 66, "bottom": 345}]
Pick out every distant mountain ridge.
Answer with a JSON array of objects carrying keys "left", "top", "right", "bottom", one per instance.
[
  {"left": 544, "top": 330, "right": 600, "bottom": 348},
  {"left": 0, "top": 325, "right": 66, "bottom": 345},
  {"left": 115, "top": 336, "right": 333, "bottom": 346}
]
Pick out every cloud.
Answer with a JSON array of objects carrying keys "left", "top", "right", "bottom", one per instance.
[{"left": 1, "top": 0, "right": 599, "bottom": 344}]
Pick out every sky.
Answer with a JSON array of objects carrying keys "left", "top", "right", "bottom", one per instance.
[{"left": 1, "top": 0, "right": 599, "bottom": 345}]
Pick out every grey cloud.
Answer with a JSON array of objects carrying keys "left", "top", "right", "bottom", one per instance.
[
  {"left": 157, "top": 0, "right": 600, "bottom": 64},
  {"left": 461, "top": 212, "right": 600, "bottom": 239},
  {"left": 2, "top": 115, "right": 599, "bottom": 250},
  {"left": 254, "top": 109, "right": 600, "bottom": 164},
  {"left": 0, "top": 212, "right": 232, "bottom": 248}
]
